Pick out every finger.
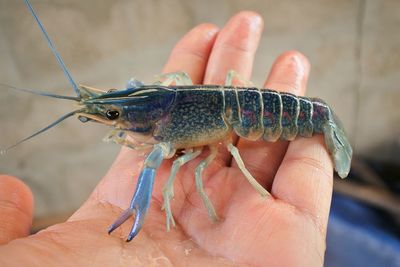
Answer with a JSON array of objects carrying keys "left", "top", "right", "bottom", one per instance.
[
  {"left": 204, "top": 11, "right": 263, "bottom": 84},
  {"left": 163, "top": 23, "right": 219, "bottom": 81},
  {"left": 235, "top": 51, "right": 310, "bottom": 190},
  {"left": 272, "top": 136, "right": 334, "bottom": 236},
  {"left": 80, "top": 23, "right": 219, "bottom": 211},
  {"left": 265, "top": 50, "right": 310, "bottom": 94},
  {"left": 268, "top": 51, "right": 333, "bottom": 233},
  {"left": 0, "top": 175, "right": 33, "bottom": 244}
]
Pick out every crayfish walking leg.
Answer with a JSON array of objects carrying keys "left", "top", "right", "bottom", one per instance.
[
  {"left": 227, "top": 143, "right": 270, "bottom": 197},
  {"left": 195, "top": 145, "right": 220, "bottom": 222},
  {"left": 162, "top": 148, "right": 202, "bottom": 231}
]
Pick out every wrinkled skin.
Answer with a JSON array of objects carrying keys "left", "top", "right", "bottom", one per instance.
[{"left": 0, "top": 11, "right": 333, "bottom": 267}]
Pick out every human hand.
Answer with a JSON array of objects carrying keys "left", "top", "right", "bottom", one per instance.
[{"left": 0, "top": 11, "right": 333, "bottom": 267}]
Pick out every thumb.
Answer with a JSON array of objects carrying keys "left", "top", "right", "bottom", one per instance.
[{"left": 0, "top": 175, "right": 34, "bottom": 245}]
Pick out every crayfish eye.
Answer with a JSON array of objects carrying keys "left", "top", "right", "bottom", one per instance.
[{"left": 106, "top": 110, "right": 120, "bottom": 120}]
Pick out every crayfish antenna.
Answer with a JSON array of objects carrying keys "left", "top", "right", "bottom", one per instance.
[
  {"left": 1, "top": 109, "right": 83, "bottom": 154},
  {"left": 0, "top": 83, "right": 80, "bottom": 101},
  {"left": 23, "top": 0, "right": 81, "bottom": 98}
]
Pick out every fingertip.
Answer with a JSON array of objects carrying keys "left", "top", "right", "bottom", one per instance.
[
  {"left": 163, "top": 23, "right": 220, "bottom": 83},
  {"left": 265, "top": 50, "right": 311, "bottom": 95},
  {"left": 0, "top": 175, "right": 34, "bottom": 244},
  {"left": 176, "top": 22, "right": 220, "bottom": 56},
  {"left": 205, "top": 11, "right": 264, "bottom": 85},
  {"left": 216, "top": 10, "right": 264, "bottom": 51},
  {"left": 276, "top": 50, "right": 310, "bottom": 70},
  {"left": 193, "top": 23, "right": 220, "bottom": 36},
  {"left": 175, "top": 23, "right": 219, "bottom": 46},
  {"left": 0, "top": 175, "right": 34, "bottom": 210},
  {"left": 230, "top": 10, "right": 264, "bottom": 30}
]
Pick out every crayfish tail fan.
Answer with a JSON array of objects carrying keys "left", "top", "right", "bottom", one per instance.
[{"left": 323, "top": 112, "right": 353, "bottom": 178}]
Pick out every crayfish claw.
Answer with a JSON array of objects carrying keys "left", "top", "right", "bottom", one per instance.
[
  {"left": 126, "top": 208, "right": 146, "bottom": 242},
  {"left": 108, "top": 168, "right": 155, "bottom": 241},
  {"left": 108, "top": 208, "right": 135, "bottom": 234},
  {"left": 108, "top": 144, "right": 169, "bottom": 241}
]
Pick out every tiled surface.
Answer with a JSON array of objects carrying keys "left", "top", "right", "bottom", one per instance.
[{"left": 0, "top": 0, "right": 398, "bottom": 218}]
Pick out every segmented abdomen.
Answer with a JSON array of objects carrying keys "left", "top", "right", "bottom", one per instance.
[
  {"left": 223, "top": 88, "right": 328, "bottom": 142},
  {"left": 223, "top": 86, "right": 352, "bottom": 178}
]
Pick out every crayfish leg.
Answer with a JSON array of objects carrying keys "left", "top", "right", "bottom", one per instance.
[
  {"left": 227, "top": 143, "right": 270, "bottom": 197},
  {"left": 225, "top": 70, "right": 254, "bottom": 87},
  {"left": 103, "top": 130, "right": 153, "bottom": 151},
  {"left": 194, "top": 145, "right": 219, "bottom": 222},
  {"left": 154, "top": 71, "right": 193, "bottom": 86},
  {"left": 162, "top": 148, "right": 202, "bottom": 231},
  {"left": 126, "top": 77, "right": 145, "bottom": 89}
]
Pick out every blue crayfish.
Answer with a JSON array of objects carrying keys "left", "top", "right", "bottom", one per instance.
[{"left": 2, "top": 0, "right": 352, "bottom": 241}]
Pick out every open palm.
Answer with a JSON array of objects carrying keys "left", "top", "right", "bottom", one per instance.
[{"left": 0, "top": 12, "right": 333, "bottom": 267}]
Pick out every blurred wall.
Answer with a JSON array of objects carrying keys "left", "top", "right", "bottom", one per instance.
[{"left": 0, "top": 0, "right": 399, "bottom": 219}]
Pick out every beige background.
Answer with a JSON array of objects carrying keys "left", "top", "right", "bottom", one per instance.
[{"left": 0, "top": 0, "right": 399, "bottom": 220}]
